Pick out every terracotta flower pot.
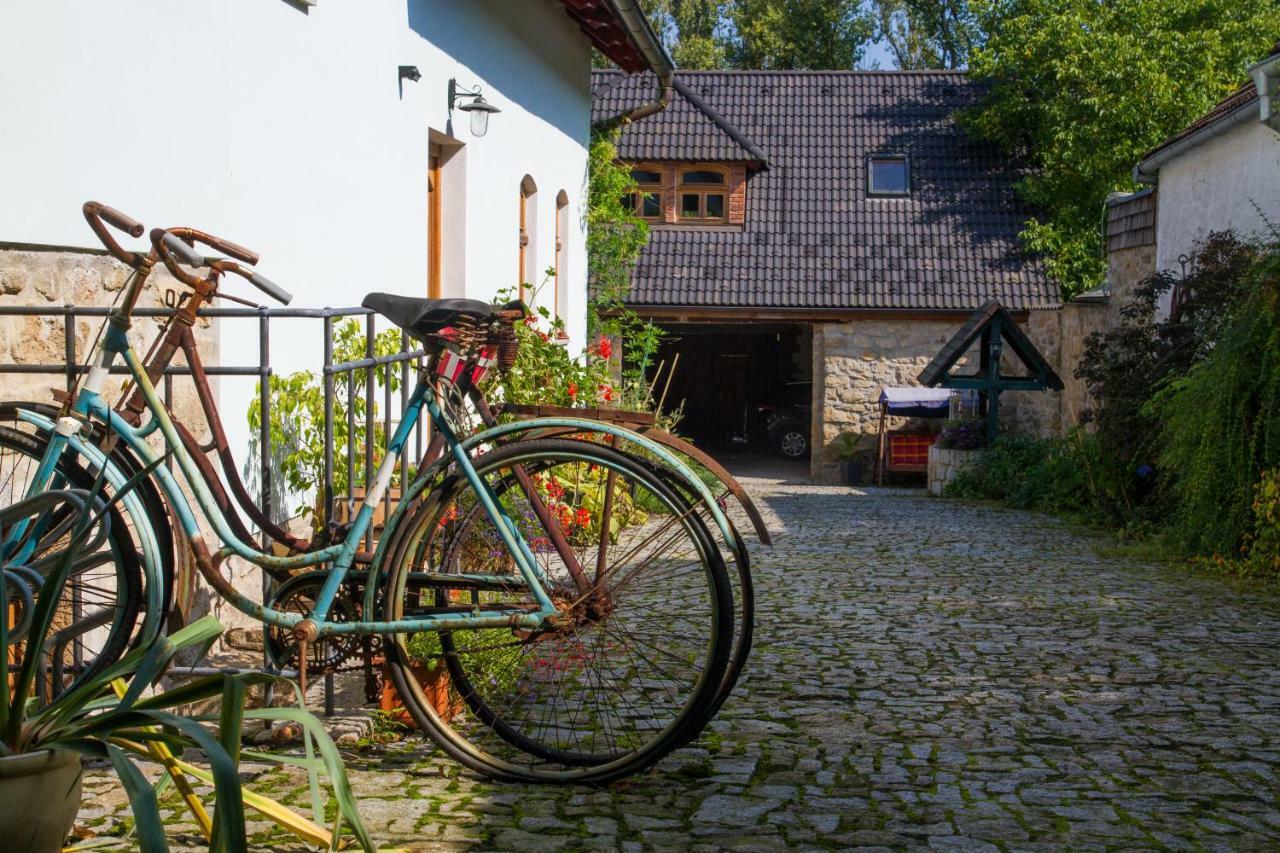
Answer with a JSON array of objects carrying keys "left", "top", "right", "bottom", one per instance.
[
  {"left": 378, "top": 659, "right": 460, "bottom": 727},
  {"left": 0, "top": 749, "right": 83, "bottom": 853}
]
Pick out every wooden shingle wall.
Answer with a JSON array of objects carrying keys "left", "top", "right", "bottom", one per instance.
[{"left": 1105, "top": 190, "right": 1156, "bottom": 253}]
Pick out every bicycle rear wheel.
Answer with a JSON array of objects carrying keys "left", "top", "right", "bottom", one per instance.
[
  {"left": 0, "top": 427, "right": 143, "bottom": 699},
  {"left": 381, "top": 438, "right": 733, "bottom": 784}
]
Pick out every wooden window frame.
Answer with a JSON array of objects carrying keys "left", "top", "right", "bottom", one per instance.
[
  {"left": 867, "top": 154, "right": 911, "bottom": 198},
  {"left": 678, "top": 165, "right": 728, "bottom": 223},
  {"left": 623, "top": 164, "right": 664, "bottom": 221}
]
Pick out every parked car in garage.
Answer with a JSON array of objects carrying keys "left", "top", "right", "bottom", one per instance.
[{"left": 741, "top": 381, "right": 811, "bottom": 459}]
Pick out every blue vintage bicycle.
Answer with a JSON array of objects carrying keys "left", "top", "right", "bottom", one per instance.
[{"left": 0, "top": 202, "right": 755, "bottom": 783}]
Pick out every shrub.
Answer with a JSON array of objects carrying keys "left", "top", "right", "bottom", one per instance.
[
  {"left": 1155, "top": 242, "right": 1280, "bottom": 558},
  {"left": 936, "top": 417, "right": 987, "bottom": 450},
  {"left": 945, "top": 429, "right": 1132, "bottom": 524}
]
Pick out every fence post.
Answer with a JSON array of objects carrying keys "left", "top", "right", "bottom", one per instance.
[
  {"left": 63, "top": 304, "right": 76, "bottom": 392},
  {"left": 323, "top": 312, "right": 335, "bottom": 531}
]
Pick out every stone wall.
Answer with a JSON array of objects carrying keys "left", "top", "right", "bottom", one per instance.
[
  {"left": 814, "top": 315, "right": 1064, "bottom": 481},
  {"left": 811, "top": 311, "right": 1098, "bottom": 483},
  {"left": 0, "top": 244, "right": 217, "bottom": 425},
  {"left": 927, "top": 445, "right": 981, "bottom": 496},
  {"left": 1010, "top": 242, "right": 1158, "bottom": 438}
]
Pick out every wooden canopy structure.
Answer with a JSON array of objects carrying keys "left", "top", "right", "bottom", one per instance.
[{"left": 918, "top": 301, "right": 1063, "bottom": 444}]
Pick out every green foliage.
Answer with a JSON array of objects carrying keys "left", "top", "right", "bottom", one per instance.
[
  {"left": 585, "top": 128, "right": 678, "bottom": 422},
  {"left": 965, "top": 0, "right": 1280, "bottom": 296},
  {"left": 955, "top": 235, "right": 1280, "bottom": 578},
  {"left": 873, "top": 0, "right": 979, "bottom": 69},
  {"left": 936, "top": 417, "right": 987, "bottom": 450},
  {"left": 1154, "top": 243, "right": 1280, "bottom": 558},
  {"left": 587, "top": 130, "right": 649, "bottom": 324},
  {"left": 643, "top": 0, "right": 730, "bottom": 69},
  {"left": 944, "top": 430, "right": 1124, "bottom": 522},
  {"left": 247, "top": 318, "right": 404, "bottom": 518},
  {"left": 1244, "top": 470, "right": 1280, "bottom": 576},
  {"left": 727, "top": 0, "right": 876, "bottom": 69},
  {"left": 639, "top": 0, "right": 876, "bottom": 70}
]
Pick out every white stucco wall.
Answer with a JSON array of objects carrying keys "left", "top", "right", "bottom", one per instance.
[
  {"left": 0, "top": 0, "right": 593, "bottom": 445},
  {"left": 1154, "top": 118, "right": 1280, "bottom": 302}
]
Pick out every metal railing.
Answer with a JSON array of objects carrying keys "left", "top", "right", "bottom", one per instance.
[{"left": 0, "top": 302, "right": 429, "bottom": 712}]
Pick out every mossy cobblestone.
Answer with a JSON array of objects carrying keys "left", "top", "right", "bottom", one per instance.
[{"left": 76, "top": 473, "right": 1280, "bottom": 849}]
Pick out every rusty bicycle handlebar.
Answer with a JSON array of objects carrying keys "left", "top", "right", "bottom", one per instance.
[
  {"left": 151, "top": 227, "right": 291, "bottom": 305},
  {"left": 82, "top": 201, "right": 146, "bottom": 266}
]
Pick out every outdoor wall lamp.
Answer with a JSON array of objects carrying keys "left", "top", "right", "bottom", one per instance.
[
  {"left": 399, "top": 65, "right": 421, "bottom": 83},
  {"left": 448, "top": 78, "right": 501, "bottom": 137}
]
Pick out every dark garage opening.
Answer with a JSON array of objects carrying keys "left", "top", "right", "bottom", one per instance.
[{"left": 647, "top": 323, "right": 812, "bottom": 456}]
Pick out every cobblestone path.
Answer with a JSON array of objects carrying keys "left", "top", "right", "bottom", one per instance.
[{"left": 78, "top": 473, "right": 1280, "bottom": 850}]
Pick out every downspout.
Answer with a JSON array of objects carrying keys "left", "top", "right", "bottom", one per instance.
[{"left": 597, "top": 0, "right": 675, "bottom": 128}]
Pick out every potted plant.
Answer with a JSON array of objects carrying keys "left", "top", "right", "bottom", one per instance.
[
  {"left": 829, "top": 431, "right": 867, "bottom": 485},
  {"left": 1, "top": 486, "right": 374, "bottom": 852}
]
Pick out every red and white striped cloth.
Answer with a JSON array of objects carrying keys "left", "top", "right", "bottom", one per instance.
[{"left": 436, "top": 349, "right": 469, "bottom": 384}]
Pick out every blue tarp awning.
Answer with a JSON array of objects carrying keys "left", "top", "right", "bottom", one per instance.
[{"left": 878, "top": 386, "right": 952, "bottom": 418}]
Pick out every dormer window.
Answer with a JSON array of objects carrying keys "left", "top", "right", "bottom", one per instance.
[
  {"left": 622, "top": 166, "right": 663, "bottom": 219},
  {"left": 679, "top": 166, "right": 727, "bottom": 221},
  {"left": 868, "top": 155, "right": 910, "bottom": 197}
]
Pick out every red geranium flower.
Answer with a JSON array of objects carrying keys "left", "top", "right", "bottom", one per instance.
[
  {"left": 595, "top": 336, "right": 614, "bottom": 360},
  {"left": 568, "top": 381, "right": 578, "bottom": 398}
]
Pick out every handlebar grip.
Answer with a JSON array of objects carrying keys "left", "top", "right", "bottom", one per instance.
[
  {"left": 94, "top": 204, "right": 145, "bottom": 238},
  {"left": 161, "top": 233, "right": 206, "bottom": 267},
  {"left": 208, "top": 236, "right": 260, "bottom": 266},
  {"left": 248, "top": 271, "right": 292, "bottom": 305}
]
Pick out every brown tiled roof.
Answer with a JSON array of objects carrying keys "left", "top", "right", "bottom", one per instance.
[
  {"left": 563, "top": 0, "right": 660, "bottom": 74},
  {"left": 1141, "top": 85, "right": 1259, "bottom": 163},
  {"left": 591, "top": 70, "right": 1060, "bottom": 312}
]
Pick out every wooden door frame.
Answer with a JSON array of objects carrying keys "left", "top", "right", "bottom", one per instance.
[{"left": 428, "top": 148, "right": 442, "bottom": 298}]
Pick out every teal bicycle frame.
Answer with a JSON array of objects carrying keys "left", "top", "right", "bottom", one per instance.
[
  {"left": 18, "top": 310, "right": 743, "bottom": 642},
  {"left": 19, "top": 312, "right": 559, "bottom": 639}
]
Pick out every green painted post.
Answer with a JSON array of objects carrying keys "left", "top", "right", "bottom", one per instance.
[{"left": 986, "top": 318, "right": 1003, "bottom": 446}]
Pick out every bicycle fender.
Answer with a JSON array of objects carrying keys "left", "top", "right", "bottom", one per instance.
[
  {"left": 513, "top": 424, "right": 772, "bottom": 547},
  {"left": 461, "top": 417, "right": 745, "bottom": 562}
]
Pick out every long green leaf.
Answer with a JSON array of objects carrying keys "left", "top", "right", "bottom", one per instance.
[
  {"left": 38, "top": 616, "right": 225, "bottom": 737},
  {"left": 243, "top": 707, "right": 375, "bottom": 852},
  {"left": 107, "top": 742, "right": 170, "bottom": 853},
  {"left": 139, "top": 710, "right": 247, "bottom": 853},
  {"left": 212, "top": 676, "right": 246, "bottom": 853},
  {"left": 133, "top": 672, "right": 282, "bottom": 712}
]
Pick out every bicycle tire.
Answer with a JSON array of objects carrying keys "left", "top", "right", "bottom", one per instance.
[
  {"left": 0, "top": 426, "right": 144, "bottom": 698},
  {"left": 381, "top": 438, "right": 733, "bottom": 784},
  {"left": 435, "top": 444, "right": 755, "bottom": 737},
  {"left": 0, "top": 401, "right": 175, "bottom": 642}
]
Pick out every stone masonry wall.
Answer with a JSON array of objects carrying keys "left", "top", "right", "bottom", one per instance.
[
  {"left": 812, "top": 313, "right": 1091, "bottom": 483},
  {"left": 812, "top": 319, "right": 967, "bottom": 483},
  {"left": 1011, "top": 243, "right": 1158, "bottom": 438}
]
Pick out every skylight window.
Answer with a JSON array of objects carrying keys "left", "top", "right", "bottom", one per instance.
[{"left": 868, "top": 155, "right": 910, "bottom": 197}]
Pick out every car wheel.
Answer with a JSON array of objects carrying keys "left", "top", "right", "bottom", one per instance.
[{"left": 775, "top": 425, "right": 808, "bottom": 459}]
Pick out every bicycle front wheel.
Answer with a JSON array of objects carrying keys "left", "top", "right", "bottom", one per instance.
[
  {"left": 0, "top": 426, "right": 143, "bottom": 699},
  {"left": 381, "top": 438, "right": 733, "bottom": 784}
]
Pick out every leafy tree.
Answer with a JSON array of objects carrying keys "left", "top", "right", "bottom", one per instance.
[
  {"left": 872, "top": 0, "right": 980, "bottom": 69},
  {"left": 726, "top": 0, "right": 876, "bottom": 69},
  {"left": 642, "top": 0, "right": 730, "bottom": 70},
  {"left": 965, "top": 0, "right": 1280, "bottom": 297}
]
